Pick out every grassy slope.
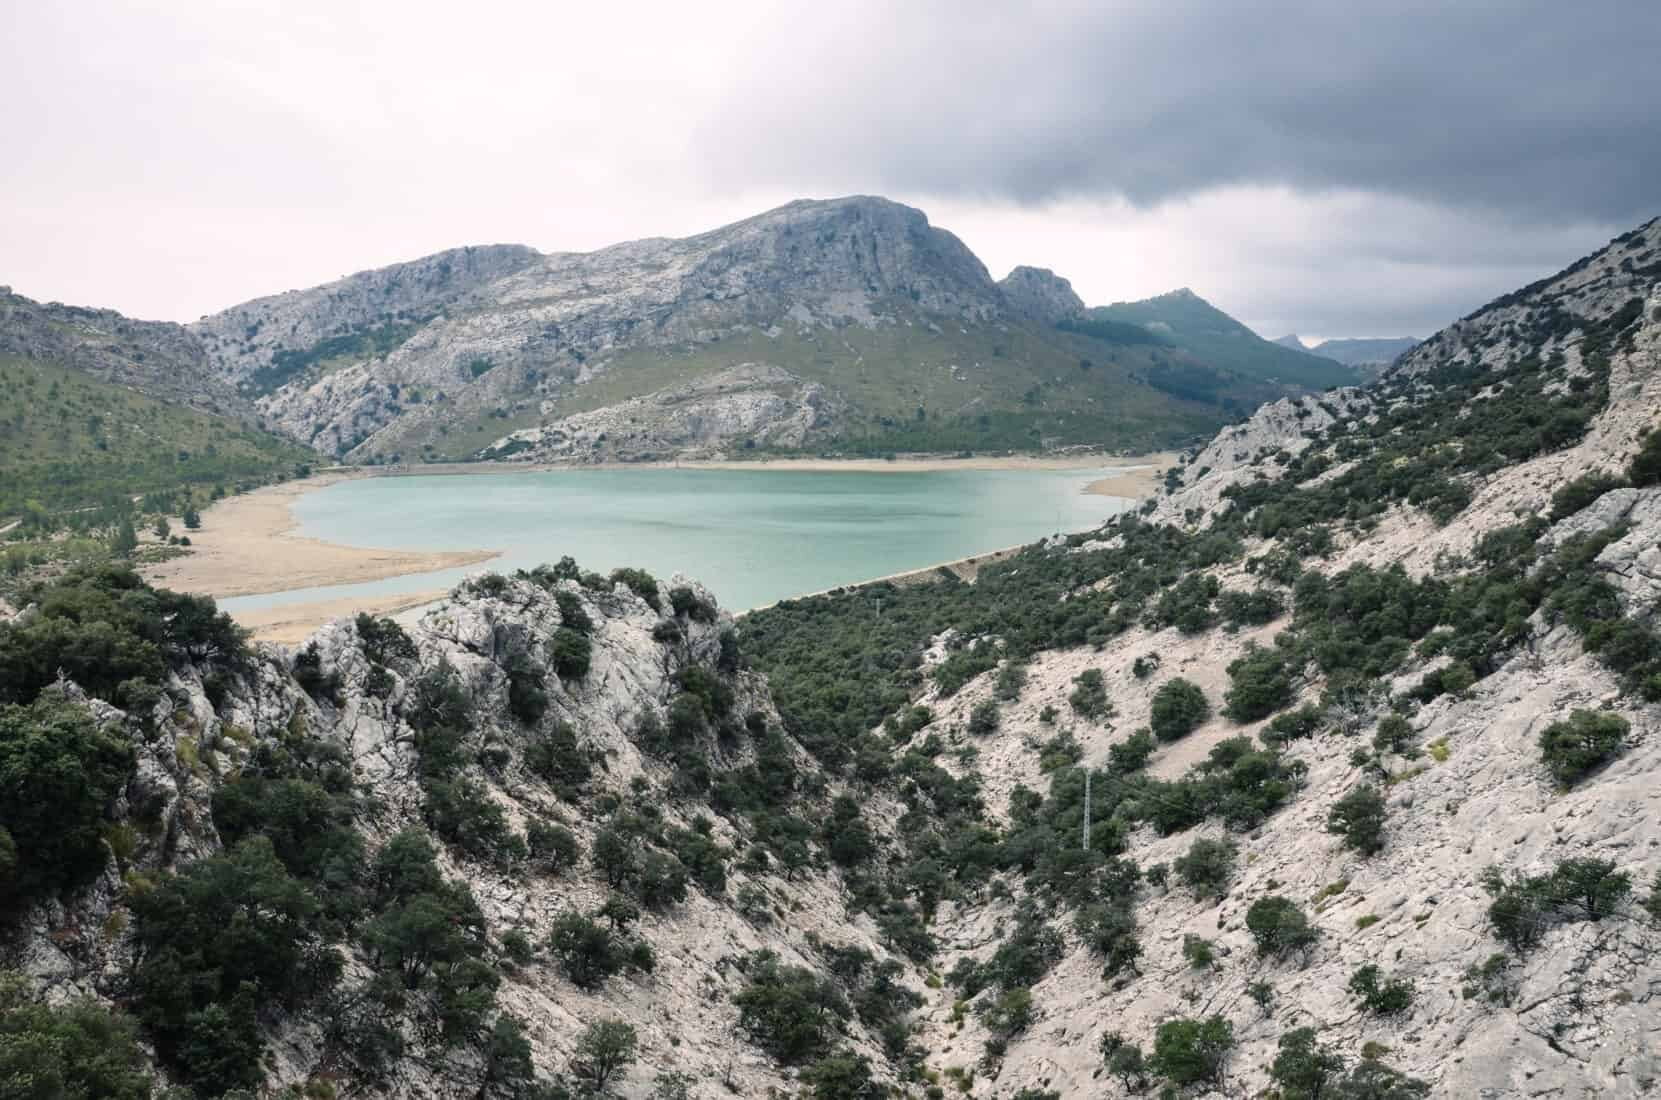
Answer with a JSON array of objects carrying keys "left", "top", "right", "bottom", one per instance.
[
  {"left": 1092, "top": 292, "right": 1361, "bottom": 391},
  {"left": 0, "top": 354, "right": 316, "bottom": 517},
  {"left": 395, "top": 315, "right": 1269, "bottom": 459}
]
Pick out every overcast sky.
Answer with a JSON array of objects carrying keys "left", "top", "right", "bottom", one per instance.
[{"left": 4, "top": 1, "right": 1658, "bottom": 342}]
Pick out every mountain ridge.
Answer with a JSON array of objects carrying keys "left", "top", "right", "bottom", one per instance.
[{"left": 177, "top": 196, "right": 1361, "bottom": 462}]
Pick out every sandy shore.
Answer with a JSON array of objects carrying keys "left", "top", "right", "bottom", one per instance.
[{"left": 140, "top": 472, "right": 498, "bottom": 601}]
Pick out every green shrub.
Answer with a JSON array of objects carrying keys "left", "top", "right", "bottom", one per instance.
[
  {"left": 668, "top": 586, "right": 717, "bottom": 623},
  {"left": 1150, "top": 677, "right": 1210, "bottom": 742},
  {"left": 1107, "top": 728, "right": 1156, "bottom": 774},
  {"left": 1263, "top": 704, "right": 1324, "bottom": 745},
  {"left": 1181, "top": 934, "right": 1217, "bottom": 969},
  {"left": 979, "top": 986, "right": 1034, "bottom": 1041},
  {"left": 1372, "top": 714, "right": 1417, "bottom": 756},
  {"left": 1173, "top": 837, "right": 1237, "bottom": 901},
  {"left": 1245, "top": 895, "right": 1318, "bottom": 959},
  {"left": 0, "top": 971, "right": 157, "bottom": 1099},
  {"left": 1627, "top": 424, "right": 1661, "bottom": 486},
  {"left": 526, "top": 820, "right": 580, "bottom": 872},
  {"left": 1548, "top": 473, "right": 1625, "bottom": 521},
  {"left": 524, "top": 721, "right": 593, "bottom": 799},
  {"left": 505, "top": 659, "right": 549, "bottom": 724},
  {"left": 1037, "top": 731, "right": 1083, "bottom": 773},
  {"left": 732, "top": 950, "right": 850, "bottom": 1064},
  {"left": 1154, "top": 573, "right": 1219, "bottom": 634},
  {"left": 801, "top": 1049, "right": 881, "bottom": 1099},
  {"left": 1103, "top": 1034, "right": 1150, "bottom": 1090},
  {"left": 421, "top": 777, "right": 523, "bottom": 867},
  {"left": 967, "top": 700, "right": 1000, "bottom": 736},
  {"left": 210, "top": 754, "right": 365, "bottom": 921},
  {"left": 1270, "top": 1026, "right": 1343, "bottom": 1100},
  {"left": 553, "top": 588, "right": 593, "bottom": 633},
  {"left": 1348, "top": 963, "right": 1415, "bottom": 1015},
  {"left": 293, "top": 643, "right": 343, "bottom": 704},
  {"left": 1069, "top": 668, "right": 1111, "bottom": 720},
  {"left": 355, "top": 613, "right": 417, "bottom": 666},
  {"left": 994, "top": 660, "right": 1028, "bottom": 702},
  {"left": 1223, "top": 644, "right": 1294, "bottom": 722},
  {"left": 129, "top": 837, "right": 338, "bottom": 1092},
  {"left": 569, "top": 1018, "right": 638, "bottom": 1094},
  {"left": 1538, "top": 709, "right": 1628, "bottom": 785},
  {"left": 1219, "top": 586, "right": 1284, "bottom": 627},
  {"left": 609, "top": 568, "right": 661, "bottom": 611},
  {"left": 1332, "top": 1060, "right": 1431, "bottom": 1098},
  {"left": 0, "top": 695, "right": 133, "bottom": 906},
  {"left": 0, "top": 565, "right": 244, "bottom": 708},
  {"left": 548, "top": 628, "right": 592, "bottom": 680},
  {"left": 1481, "top": 857, "right": 1631, "bottom": 952},
  {"left": 1326, "top": 784, "right": 1387, "bottom": 855},
  {"left": 547, "top": 911, "right": 648, "bottom": 991},
  {"left": 1150, "top": 1014, "right": 1234, "bottom": 1087}
]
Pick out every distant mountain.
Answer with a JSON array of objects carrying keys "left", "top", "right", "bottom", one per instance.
[
  {"left": 1272, "top": 333, "right": 1308, "bottom": 349},
  {"left": 3, "top": 198, "right": 1370, "bottom": 471},
  {"left": 184, "top": 198, "right": 1360, "bottom": 463},
  {"left": 1309, "top": 336, "right": 1420, "bottom": 367},
  {"left": 1090, "top": 288, "right": 1359, "bottom": 392}
]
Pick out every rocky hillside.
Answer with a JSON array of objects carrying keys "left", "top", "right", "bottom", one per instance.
[
  {"left": 0, "top": 286, "right": 244, "bottom": 415},
  {"left": 0, "top": 289, "right": 314, "bottom": 520},
  {"left": 2, "top": 217, "right": 1657, "bottom": 1100},
  {"left": 185, "top": 197, "right": 1353, "bottom": 463}
]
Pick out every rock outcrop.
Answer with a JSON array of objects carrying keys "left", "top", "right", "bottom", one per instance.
[
  {"left": 998, "top": 266, "right": 1085, "bottom": 323},
  {"left": 479, "top": 365, "right": 848, "bottom": 462}
]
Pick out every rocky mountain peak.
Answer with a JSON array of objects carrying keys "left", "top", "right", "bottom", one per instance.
[{"left": 998, "top": 265, "right": 1085, "bottom": 322}]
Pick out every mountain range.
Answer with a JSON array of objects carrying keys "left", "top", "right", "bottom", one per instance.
[
  {"left": 3, "top": 197, "right": 1367, "bottom": 481},
  {"left": 1273, "top": 334, "right": 1420, "bottom": 371}
]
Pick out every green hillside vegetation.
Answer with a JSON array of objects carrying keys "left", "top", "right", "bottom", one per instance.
[
  {"left": 1092, "top": 291, "right": 1360, "bottom": 391},
  {"left": 0, "top": 355, "right": 315, "bottom": 522},
  {"left": 377, "top": 315, "right": 1297, "bottom": 461},
  {"left": 244, "top": 314, "right": 430, "bottom": 397}
]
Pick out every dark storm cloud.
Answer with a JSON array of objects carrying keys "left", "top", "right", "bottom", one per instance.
[{"left": 705, "top": 0, "right": 1661, "bottom": 225}]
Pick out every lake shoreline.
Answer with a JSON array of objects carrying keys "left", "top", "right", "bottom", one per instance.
[{"left": 161, "top": 451, "right": 1177, "bottom": 643}]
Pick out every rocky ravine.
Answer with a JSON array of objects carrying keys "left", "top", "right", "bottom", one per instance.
[{"left": 9, "top": 571, "right": 911, "bottom": 1097}]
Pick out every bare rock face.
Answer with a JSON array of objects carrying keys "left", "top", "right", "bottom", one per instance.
[
  {"left": 189, "top": 244, "right": 543, "bottom": 390},
  {"left": 479, "top": 365, "right": 848, "bottom": 462},
  {"left": 1151, "top": 388, "right": 1373, "bottom": 525},
  {"left": 998, "top": 265, "right": 1085, "bottom": 323}
]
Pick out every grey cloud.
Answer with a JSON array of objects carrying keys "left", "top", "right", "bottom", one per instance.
[{"left": 703, "top": 0, "right": 1661, "bottom": 225}]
